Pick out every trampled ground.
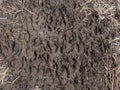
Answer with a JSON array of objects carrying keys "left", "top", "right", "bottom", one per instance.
[{"left": 0, "top": 0, "right": 120, "bottom": 90}]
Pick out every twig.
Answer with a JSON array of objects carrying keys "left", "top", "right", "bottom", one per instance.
[{"left": 0, "top": 17, "right": 7, "bottom": 20}]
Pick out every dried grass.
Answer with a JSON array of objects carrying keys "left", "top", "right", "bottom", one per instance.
[
  {"left": 0, "top": 59, "right": 8, "bottom": 85},
  {"left": 92, "top": 0, "right": 120, "bottom": 89}
]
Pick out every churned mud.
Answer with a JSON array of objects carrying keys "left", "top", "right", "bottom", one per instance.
[{"left": 0, "top": 0, "right": 120, "bottom": 90}]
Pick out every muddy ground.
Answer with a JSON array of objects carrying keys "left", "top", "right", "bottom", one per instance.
[{"left": 0, "top": 0, "right": 120, "bottom": 90}]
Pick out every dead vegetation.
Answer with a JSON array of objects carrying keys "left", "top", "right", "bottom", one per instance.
[{"left": 0, "top": 0, "right": 119, "bottom": 90}]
